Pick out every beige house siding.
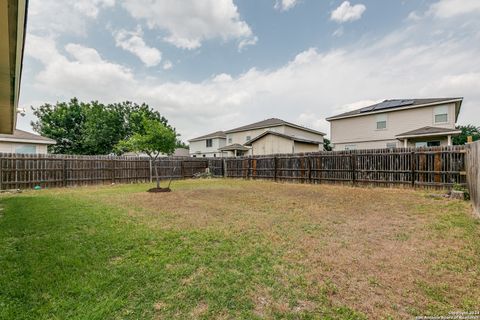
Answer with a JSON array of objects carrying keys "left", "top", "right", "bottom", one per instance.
[
  {"left": 0, "top": 142, "right": 48, "bottom": 154},
  {"left": 282, "top": 126, "right": 324, "bottom": 144},
  {"left": 294, "top": 141, "right": 320, "bottom": 153},
  {"left": 251, "top": 135, "right": 293, "bottom": 155},
  {"left": 189, "top": 138, "right": 226, "bottom": 157},
  {"left": 330, "top": 103, "right": 456, "bottom": 150}
]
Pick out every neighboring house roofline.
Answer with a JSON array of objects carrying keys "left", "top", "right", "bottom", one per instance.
[
  {"left": 0, "top": 129, "right": 56, "bottom": 145},
  {"left": 326, "top": 98, "right": 463, "bottom": 121},
  {"left": 395, "top": 126, "right": 461, "bottom": 139},
  {"left": 188, "top": 131, "right": 226, "bottom": 142},
  {"left": 244, "top": 130, "right": 322, "bottom": 146},
  {"left": 218, "top": 143, "right": 249, "bottom": 151},
  {"left": 224, "top": 118, "right": 326, "bottom": 136}
]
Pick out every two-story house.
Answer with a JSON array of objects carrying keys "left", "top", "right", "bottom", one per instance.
[
  {"left": 326, "top": 98, "right": 463, "bottom": 150},
  {"left": 188, "top": 118, "right": 325, "bottom": 157}
]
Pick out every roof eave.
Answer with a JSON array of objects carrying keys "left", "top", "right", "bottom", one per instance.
[
  {"left": 396, "top": 130, "right": 462, "bottom": 139},
  {"left": 326, "top": 98, "right": 464, "bottom": 122}
]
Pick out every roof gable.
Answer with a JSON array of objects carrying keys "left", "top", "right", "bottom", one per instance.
[
  {"left": 245, "top": 130, "right": 322, "bottom": 146},
  {"left": 188, "top": 131, "right": 226, "bottom": 142},
  {"left": 224, "top": 118, "right": 325, "bottom": 136}
]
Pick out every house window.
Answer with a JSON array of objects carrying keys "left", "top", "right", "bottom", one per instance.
[
  {"left": 428, "top": 141, "right": 440, "bottom": 147},
  {"left": 376, "top": 114, "right": 387, "bottom": 130},
  {"left": 15, "top": 144, "right": 37, "bottom": 154},
  {"left": 206, "top": 139, "right": 213, "bottom": 148},
  {"left": 434, "top": 106, "right": 448, "bottom": 124},
  {"left": 415, "top": 142, "right": 427, "bottom": 148},
  {"left": 246, "top": 136, "right": 251, "bottom": 142},
  {"left": 386, "top": 142, "right": 396, "bottom": 149},
  {"left": 345, "top": 144, "right": 356, "bottom": 151},
  {"left": 228, "top": 137, "right": 232, "bottom": 144}
]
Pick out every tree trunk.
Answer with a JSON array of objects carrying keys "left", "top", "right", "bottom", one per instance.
[{"left": 153, "top": 160, "right": 160, "bottom": 188}]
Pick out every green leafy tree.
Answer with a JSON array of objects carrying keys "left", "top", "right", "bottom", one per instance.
[
  {"left": 323, "top": 138, "right": 332, "bottom": 151},
  {"left": 117, "top": 118, "right": 177, "bottom": 189},
  {"left": 452, "top": 125, "right": 480, "bottom": 145},
  {"left": 31, "top": 98, "right": 178, "bottom": 155}
]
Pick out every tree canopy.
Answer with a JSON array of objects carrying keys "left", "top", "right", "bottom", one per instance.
[
  {"left": 117, "top": 118, "right": 177, "bottom": 188},
  {"left": 31, "top": 98, "right": 187, "bottom": 155},
  {"left": 452, "top": 124, "right": 480, "bottom": 145}
]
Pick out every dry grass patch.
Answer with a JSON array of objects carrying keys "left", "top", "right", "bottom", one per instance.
[{"left": 100, "top": 179, "right": 480, "bottom": 318}]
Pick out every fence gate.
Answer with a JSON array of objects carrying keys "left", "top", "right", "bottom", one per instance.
[{"left": 181, "top": 160, "right": 208, "bottom": 178}]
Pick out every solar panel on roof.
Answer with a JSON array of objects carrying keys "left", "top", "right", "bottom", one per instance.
[{"left": 372, "top": 99, "right": 414, "bottom": 111}]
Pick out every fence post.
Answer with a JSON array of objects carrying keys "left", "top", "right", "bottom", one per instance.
[
  {"left": 112, "top": 159, "right": 116, "bottom": 184},
  {"left": 307, "top": 156, "right": 312, "bottom": 183},
  {"left": 149, "top": 159, "right": 153, "bottom": 183},
  {"left": 63, "top": 159, "right": 67, "bottom": 187},
  {"left": 273, "top": 156, "right": 277, "bottom": 182},
  {"left": 351, "top": 154, "right": 356, "bottom": 186},
  {"left": 411, "top": 151, "right": 416, "bottom": 188},
  {"left": 0, "top": 158, "right": 3, "bottom": 190}
]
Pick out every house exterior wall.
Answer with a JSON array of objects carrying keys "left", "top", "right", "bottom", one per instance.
[
  {"left": 251, "top": 135, "right": 293, "bottom": 155},
  {"left": 282, "top": 126, "right": 324, "bottom": 145},
  {"left": 293, "top": 141, "right": 320, "bottom": 153},
  {"left": 330, "top": 103, "right": 456, "bottom": 150},
  {"left": 0, "top": 142, "right": 48, "bottom": 154},
  {"left": 189, "top": 138, "right": 226, "bottom": 157}
]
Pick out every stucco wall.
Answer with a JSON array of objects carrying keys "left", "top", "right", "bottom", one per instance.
[
  {"left": 330, "top": 103, "right": 457, "bottom": 146},
  {"left": 251, "top": 135, "right": 293, "bottom": 155},
  {"left": 0, "top": 142, "right": 48, "bottom": 154}
]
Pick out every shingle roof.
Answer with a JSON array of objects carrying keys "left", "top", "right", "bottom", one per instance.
[
  {"left": 0, "top": 130, "right": 56, "bottom": 144},
  {"left": 396, "top": 126, "right": 462, "bottom": 138},
  {"left": 218, "top": 143, "right": 249, "bottom": 151},
  {"left": 224, "top": 118, "right": 325, "bottom": 136},
  {"left": 244, "top": 131, "right": 322, "bottom": 146},
  {"left": 327, "top": 98, "right": 463, "bottom": 121},
  {"left": 188, "top": 131, "right": 226, "bottom": 142}
]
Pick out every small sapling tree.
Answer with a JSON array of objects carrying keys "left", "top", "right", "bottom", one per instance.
[{"left": 117, "top": 118, "right": 177, "bottom": 190}]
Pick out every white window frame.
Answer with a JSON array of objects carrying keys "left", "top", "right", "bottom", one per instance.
[
  {"left": 246, "top": 136, "right": 251, "bottom": 142},
  {"left": 345, "top": 144, "right": 356, "bottom": 151},
  {"left": 386, "top": 142, "right": 396, "bottom": 149},
  {"left": 206, "top": 139, "right": 213, "bottom": 148},
  {"left": 15, "top": 144, "right": 37, "bottom": 154},
  {"left": 228, "top": 136, "right": 232, "bottom": 144},
  {"left": 376, "top": 114, "right": 387, "bottom": 130},
  {"left": 434, "top": 106, "right": 448, "bottom": 124}
]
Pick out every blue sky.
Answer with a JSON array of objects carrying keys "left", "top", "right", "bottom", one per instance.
[{"left": 18, "top": 0, "right": 480, "bottom": 140}]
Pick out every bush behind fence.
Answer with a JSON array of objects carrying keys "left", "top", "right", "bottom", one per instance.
[{"left": 0, "top": 145, "right": 469, "bottom": 190}]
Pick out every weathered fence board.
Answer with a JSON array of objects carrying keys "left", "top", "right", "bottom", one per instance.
[
  {"left": 0, "top": 145, "right": 468, "bottom": 191},
  {"left": 466, "top": 141, "right": 480, "bottom": 217},
  {"left": 225, "top": 146, "right": 467, "bottom": 189},
  {"left": 0, "top": 153, "right": 211, "bottom": 190}
]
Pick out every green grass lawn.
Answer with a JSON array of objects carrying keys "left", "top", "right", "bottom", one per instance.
[{"left": 0, "top": 180, "right": 479, "bottom": 319}]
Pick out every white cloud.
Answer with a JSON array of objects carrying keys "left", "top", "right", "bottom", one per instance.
[
  {"left": 331, "top": 1, "right": 366, "bottom": 23},
  {"left": 25, "top": 34, "right": 135, "bottom": 99},
  {"left": 28, "top": 0, "right": 114, "bottom": 36},
  {"left": 122, "top": 0, "right": 256, "bottom": 50},
  {"left": 163, "top": 60, "right": 173, "bottom": 70},
  {"left": 332, "top": 27, "right": 344, "bottom": 37},
  {"left": 74, "top": 0, "right": 115, "bottom": 18},
  {"left": 113, "top": 26, "right": 162, "bottom": 67},
  {"left": 428, "top": 0, "right": 480, "bottom": 19},
  {"left": 274, "top": 0, "right": 300, "bottom": 11},
  {"left": 238, "top": 36, "right": 259, "bottom": 51},
  {"left": 21, "top": 15, "right": 480, "bottom": 140}
]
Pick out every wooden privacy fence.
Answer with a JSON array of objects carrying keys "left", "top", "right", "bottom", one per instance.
[
  {"left": 0, "top": 146, "right": 467, "bottom": 190},
  {"left": 466, "top": 141, "right": 480, "bottom": 217},
  {"left": 224, "top": 146, "right": 467, "bottom": 188},
  {"left": 0, "top": 153, "right": 222, "bottom": 190}
]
